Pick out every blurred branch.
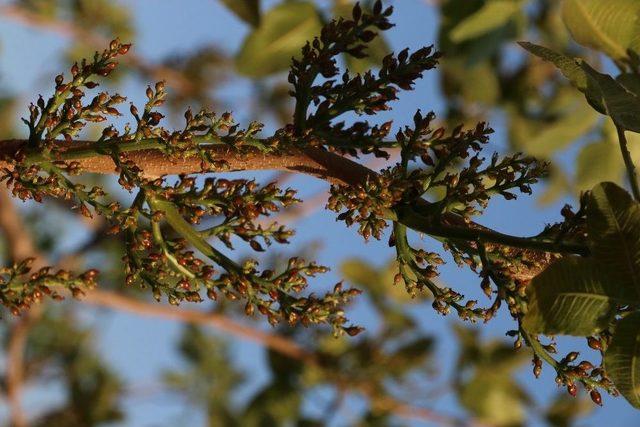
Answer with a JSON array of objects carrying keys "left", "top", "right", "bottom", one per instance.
[
  {"left": 80, "top": 288, "right": 474, "bottom": 426},
  {"left": 0, "top": 189, "right": 37, "bottom": 262},
  {"left": 0, "top": 187, "right": 41, "bottom": 427},
  {"left": 0, "top": 4, "right": 195, "bottom": 94},
  {"left": 84, "top": 289, "right": 316, "bottom": 362},
  {"left": 5, "top": 313, "right": 35, "bottom": 427}
]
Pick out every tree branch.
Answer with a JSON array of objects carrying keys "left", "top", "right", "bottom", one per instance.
[{"left": 0, "top": 137, "right": 587, "bottom": 272}]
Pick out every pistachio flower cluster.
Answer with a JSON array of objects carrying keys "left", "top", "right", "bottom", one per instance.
[{"left": 0, "top": 258, "right": 97, "bottom": 315}]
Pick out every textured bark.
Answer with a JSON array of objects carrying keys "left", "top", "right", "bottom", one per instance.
[
  {"left": 0, "top": 138, "right": 570, "bottom": 280},
  {"left": 0, "top": 139, "right": 376, "bottom": 185}
]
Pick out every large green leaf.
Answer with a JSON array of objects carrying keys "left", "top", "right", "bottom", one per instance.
[
  {"left": 450, "top": 0, "right": 523, "bottom": 43},
  {"left": 588, "top": 182, "right": 640, "bottom": 298},
  {"left": 235, "top": 1, "right": 322, "bottom": 77},
  {"left": 618, "top": 73, "right": 640, "bottom": 97},
  {"left": 220, "top": 0, "right": 260, "bottom": 27},
  {"left": 561, "top": 0, "right": 640, "bottom": 60},
  {"left": 605, "top": 312, "right": 640, "bottom": 408},
  {"left": 524, "top": 256, "right": 630, "bottom": 335}
]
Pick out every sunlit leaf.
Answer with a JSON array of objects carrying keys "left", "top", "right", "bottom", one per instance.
[
  {"left": 518, "top": 42, "right": 591, "bottom": 97},
  {"left": 561, "top": 0, "right": 640, "bottom": 61},
  {"left": 523, "top": 101, "right": 599, "bottom": 157},
  {"left": 459, "top": 371, "right": 528, "bottom": 426},
  {"left": 520, "top": 42, "right": 640, "bottom": 132},
  {"left": 576, "top": 139, "right": 622, "bottom": 190}
]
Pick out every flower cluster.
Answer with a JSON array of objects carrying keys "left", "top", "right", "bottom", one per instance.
[
  {"left": 0, "top": 258, "right": 97, "bottom": 315},
  {"left": 0, "top": 37, "right": 363, "bottom": 334}
]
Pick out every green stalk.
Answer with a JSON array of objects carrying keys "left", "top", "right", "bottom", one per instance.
[
  {"left": 616, "top": 125, "right": 640, "bottom": 202},
  {"left": 147, "top": 197, "right": 241, "bottom": 275}
]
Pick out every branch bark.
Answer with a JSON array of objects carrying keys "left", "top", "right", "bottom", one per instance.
[{"left": 0, "top": 137, "right": 588, "bottom": 260}]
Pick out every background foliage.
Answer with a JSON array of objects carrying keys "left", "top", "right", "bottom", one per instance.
[{"left": 0, "top": 0, "right": 639, "bottom": 426}]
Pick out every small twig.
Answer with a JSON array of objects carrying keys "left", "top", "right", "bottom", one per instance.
[
  {"left": 6, "top": 314, "right": 33, "bottom": 427},
  {"left": 616, "top": 125, "right": 640, "bottom": 202}
]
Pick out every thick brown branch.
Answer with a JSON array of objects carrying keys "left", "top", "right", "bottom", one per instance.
[
  {"left": 0, "top": 138, "right": 582, "bottom": 270},
  {"left": 0, "top": 139, "right": 375, "bottom": 185}
]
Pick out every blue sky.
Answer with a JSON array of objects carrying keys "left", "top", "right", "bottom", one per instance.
[{"left": 1, "top": 0, "right": 639, "bottom": 425}]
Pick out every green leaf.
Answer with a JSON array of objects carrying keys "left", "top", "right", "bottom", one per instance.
[
  {"left": 618, "top": 73, "right": 640, "bottom": 97},
  {"left": 442, "top": 60, "right": 500, "bottom": 104},
  {"left": 524, "top": 256, "right": 627, "bottom": 335},
  {"left": 561, "top": 0, "right": 640, "bottom": 61},
  {"left": 450, "top": 0, "right": 523, "bottom": 43},
  {"left": 220, "top": 0, "right": 260, "bottom": 27},
  {"left": 576, "top": 140, "right": 623, "bottom": 190},
  {"left": 519, "top": 43, "right": 640, "bottom": 132},
  {"left": 605, "top": 312, "right": 640, "bottom": 408},
  {"left": 459, "top": 371, "right": 528, "bottom": 426},
  {"left": 235, "top": 1, "right": 322, "bottom": 77},
  {"left": 523, "top": 101, "right": 599, "bottom": 157},
  {"left": 587, "top": 182, "right": 640, "bottom": 297},
  {"left": 580, "top": 62, "right": 640, "bottom": 133},
  {"left": 518, "top": 42, "right": 590, "bottom": 95},
  {"left": 341, "top": 258, "right": 379, "bottom": 288}
]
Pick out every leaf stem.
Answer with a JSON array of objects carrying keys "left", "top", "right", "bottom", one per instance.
[{"left": 616, "top": 125, "right": 640, "bottom": 202}]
